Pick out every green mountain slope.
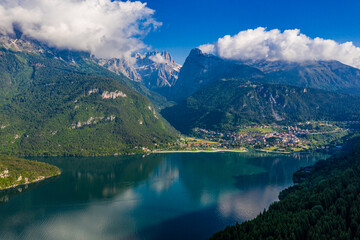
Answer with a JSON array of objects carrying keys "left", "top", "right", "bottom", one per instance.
[
  {"left": 0, "top": 47, "right": 176, "bottom": 156},
  {"left": 161, "top": 79, "right": 360, "bottom": 133}
]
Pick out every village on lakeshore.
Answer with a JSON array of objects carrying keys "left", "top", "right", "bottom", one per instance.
[{"left": 154, "top": 121, "right": 360, "bottom": 153}]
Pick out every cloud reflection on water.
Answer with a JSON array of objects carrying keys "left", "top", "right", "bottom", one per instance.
[{"left": 0, "top": 152, "right": 328, "bottom": 240}]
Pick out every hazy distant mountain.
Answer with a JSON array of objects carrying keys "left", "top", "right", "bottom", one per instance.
[
  {"left": 170, "top": 48, "right": 265, "bottom": 100},
  {"left": 162, "top": 79, "right": 360, "bottom": 133},
  {"left": 96, "top": 50, "right": 181, "bottom": 91},
  {"left": 0, "top": 35, "right": 176, "bottom": 156},
  {"left": 249, "top": 59, "right": 360, "bottom": 95},
  {"left": 171, "top": 48, "right": 360, "bottom": 101}
]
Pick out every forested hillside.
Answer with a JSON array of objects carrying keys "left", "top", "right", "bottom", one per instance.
[
  {"left": 162, "top": 79, "right": 360, "bottom": 133},
  {"left": 0, "top": 46, "right": 177, "bottom": 156},
  {"left": 0, "top": 155, "right": 60, "bottom": 190}
]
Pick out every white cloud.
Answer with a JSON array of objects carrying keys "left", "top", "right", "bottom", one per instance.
[
  {"left": 200, "top": 27, "right": 360, "bottom": 69},
  {"left": 198, "top": 44, "right": 215, "bottom": 54},
  {"left": 148, "top": 53, "right": 168, "bottom": 64},
  {"left": 0, "top": 0, "right": 161, "bottom": 59}
]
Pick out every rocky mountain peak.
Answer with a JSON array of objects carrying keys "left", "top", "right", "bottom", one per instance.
[
  {"left": 0, "top": 34, "right": 45, "bottom": 53},
  {"left": 96, "top": 57, "right": 141, "bottom": 82},
  {"left": 134, "top": 50, "right": 181, "bottom": 89},
  {"left": 0, "top": 34, "right": 91, "bottom": 63},
  {"left": 169, "top": 48, "right": 265, "bottom": 101},
  {"left": 189, "top": 48, "right": 203, "bottom": 55},
  {"left": 136, "top": 50, "right": 177, "bottom": 66},
  {"left": 97, "top": 50, "right": 181, "bottom": 91},
  {"left": 0, "top": 34, "right": 181, "bottom": 91}
]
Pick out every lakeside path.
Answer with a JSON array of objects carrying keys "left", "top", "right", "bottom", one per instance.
[
  {"left": 152, "top": 148, "right": 316, "bottom": 154},
  {"left": 256, "top": 149, "right": 297, "bottom": 154},
  {"left": 152, "top": 149, "right": 248, "bottom": 154}
]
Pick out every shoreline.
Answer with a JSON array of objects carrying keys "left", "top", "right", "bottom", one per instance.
[
  {"left": 0, "top": 173, "right": 61, "bottom": 192},
  {"left": 152, "top": 149, "right": 248, "bottom": 154},
  {"left": 255, "top": 149, "right": 309, "bottom": 154},
  {"left": 18, "top": 148, "right": 313, "bottom": 157}
]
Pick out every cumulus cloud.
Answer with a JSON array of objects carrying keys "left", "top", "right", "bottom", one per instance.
[
  {"left": 199, "top": 27, "right": 360, "bottom": 69},
  {"left": 0, "top": 0, "right": 161, "bottom": 59}
]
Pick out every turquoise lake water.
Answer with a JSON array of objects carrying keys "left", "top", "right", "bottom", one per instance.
[{"left": 0, "top": 151, "right": 328, "bottom": 240}]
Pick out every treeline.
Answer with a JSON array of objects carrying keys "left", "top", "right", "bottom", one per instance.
[{"left": 210, "top": 139, "right": 360, "bottom": 240}]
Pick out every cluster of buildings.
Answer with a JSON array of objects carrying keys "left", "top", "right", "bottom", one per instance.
[
  {"left": 192, "top": 122, "right": 345, "bottom": 150},
  {"left": 204, "top": 130, "right": 302, "bottom": 148},
  {"left": 160, "top": 121, "right": 354, "bottom": 152}
]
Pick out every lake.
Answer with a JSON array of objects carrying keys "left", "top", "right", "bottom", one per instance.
[{"left": 0, "top": 151, "right": 328, "bottom": 240}]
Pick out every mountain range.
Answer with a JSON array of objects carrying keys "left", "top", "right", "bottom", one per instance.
[
  {"left": 167, "top": 48, "right": 360, "bottom": 101},
  {"left": 249, "top": 59, "right": 360, "bottom": 96},
  {"left": 1, "top": 33, "right": 360, "bottom": 154},
  {"left": 160, "top": 48, "right": 360, "bottom": 132}
]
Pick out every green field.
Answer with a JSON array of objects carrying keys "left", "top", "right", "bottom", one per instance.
[{"left": 238, "top": 127, "right": 275, "bottom": 134}]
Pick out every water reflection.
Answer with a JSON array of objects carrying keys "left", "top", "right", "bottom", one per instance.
[
  {"left": 0, "top": 151, "right": 328, "bottom": 240},
  {"left": 150, "top": 160, "right": 179, "bottom": 193}
]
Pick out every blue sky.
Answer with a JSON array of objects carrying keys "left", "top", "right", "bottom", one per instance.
[{"left": 142, "top": 0, "right": 360, "bottom": 64}]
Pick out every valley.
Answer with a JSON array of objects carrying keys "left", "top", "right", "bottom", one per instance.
[
  {"left": 1, "top": 12, "right": 360, "bottom": 240},
  {"left": 1, "top": 35, "right": 359, "bottom": 157}
]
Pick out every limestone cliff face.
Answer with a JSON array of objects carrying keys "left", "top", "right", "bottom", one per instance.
[
  {"left": 96, "top": 58, "right": 141, "bottom": 82},
  {"left": 96, "top": 50, "right": 181, "bottom": 90},
  {"left": 135, "top": 51, "right": 181, "bottom": 89}
]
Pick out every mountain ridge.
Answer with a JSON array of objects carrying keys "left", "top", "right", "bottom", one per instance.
[{"left": 169, "top": 48, "right": 266, "bottom": 100}]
